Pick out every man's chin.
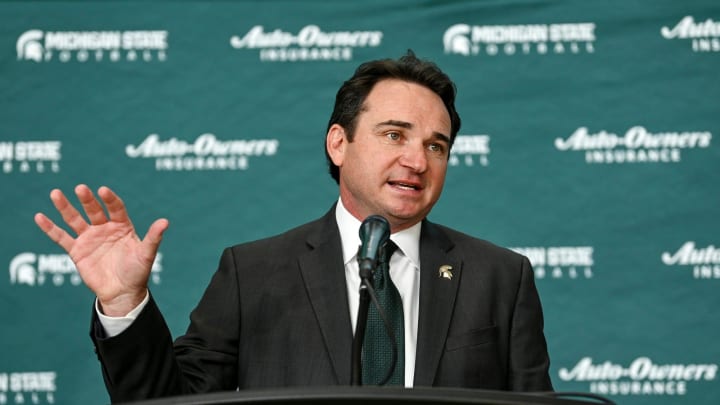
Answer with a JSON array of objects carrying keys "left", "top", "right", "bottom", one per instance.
[{"left": 385, "top": 209, "right": 428, "bottom": 229}]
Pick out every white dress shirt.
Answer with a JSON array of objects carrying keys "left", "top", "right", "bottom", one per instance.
[
  {"left": 98, "top": 198, "right": 422, "bottom": 387},
  {"left": 335, "top": 198, "right": 421, "bottom": 388}
]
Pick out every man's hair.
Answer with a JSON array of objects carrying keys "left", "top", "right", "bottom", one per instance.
[{"left": 325, "top": 50, "right": 462, "bottom": 183}]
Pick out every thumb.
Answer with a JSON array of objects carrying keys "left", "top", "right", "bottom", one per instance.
[{"left": 143, "top": 218, "right": 169, "bottom": 249}]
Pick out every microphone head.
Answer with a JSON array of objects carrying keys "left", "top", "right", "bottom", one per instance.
[{"left": 358, "top": 215, "right": 391, "bottom": 269}]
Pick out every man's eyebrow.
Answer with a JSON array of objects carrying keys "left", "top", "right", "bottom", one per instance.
[
  {"left": 433, "top": 132, "right": 451, "bottom": 145},
  {"left": 375, "top": 120, "right": 451, "bottom": 144},
  {"left": 375, "top": 120, "right": 413, "bottom": 130}
]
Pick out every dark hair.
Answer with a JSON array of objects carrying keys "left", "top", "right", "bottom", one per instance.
[{"left": 325, "top": 50, "right": 462, "bottom": 183}]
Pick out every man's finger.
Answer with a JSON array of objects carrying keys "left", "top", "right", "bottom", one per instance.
[
  {"left": 143, "top": 218, "right": 169, "bottom": 249},
  {"left": 98, "top": 186, "right": 132, "bottom": 225},
  {"left": 34, "top": 212, "right": 76, "bottom": 253},
  {"left": 76, "top": 184, "right": 109, "bottom": 225},
  {"left": 49, "top": 188, "right": 89, "bottom": 235}
]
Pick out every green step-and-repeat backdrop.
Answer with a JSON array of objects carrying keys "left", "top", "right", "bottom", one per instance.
[{"left": 1, "top": 1, "right": 718, "bottom": 404}]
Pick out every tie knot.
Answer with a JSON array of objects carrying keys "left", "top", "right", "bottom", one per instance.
[
  {"left": 373, "top": 240, "right": 398, "bottom": 290},
  {"left": 379, "top": 240, "right": 398, "bottom": 264}
]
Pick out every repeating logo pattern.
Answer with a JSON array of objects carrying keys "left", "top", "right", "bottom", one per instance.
[
  {"left": 3, "top": 5, "right": 719, "bottom": 405},
  {"left": 554, "top": 126, "right": 713, "bottom": 164},
  {"left": 230, "top": 25, "right": 383, "bottom": 62},
  {"left": 559, "top": 357, "right": 718, "bottom": 396},
  {"left": 450, "top": 135, "right": 491, "bottom": 168},
  {"left": 662, "top": 241, "right": 720, "bottom": 279},
  {"left": 16, "top": 29, "right": 168, "bottom": 63},
  {"left": 661, "top": 16, "right": 720, "bottom": 53},
  {"left": 511, "top": 246, "right": 594, "bottom": 280},
  {"left": 443, "top": 22, "right": 595, "bottom": 56},
  {"left": 0, "top": 141, "right": 61, "bottom": 174},
  {"left": 0, "top": 372, "right": 56, "bottom": 405},
  {"left": 8, "top": 252, "right": 163, "bottom": 287},
  {"left": 125, "top": 133, "right": 279, "bottom": 171}
]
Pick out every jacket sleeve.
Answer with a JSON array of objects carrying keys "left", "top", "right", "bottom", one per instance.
[{"left": 90, "top": 247, "right": 240, "bottom": 403}]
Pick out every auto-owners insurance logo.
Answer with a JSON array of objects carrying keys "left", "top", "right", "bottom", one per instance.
[
  {"left": 662, "top": 241, "right": 720, "bottom": 279},
  {"left": 230, "top": 25, "right": 383, "bottom": 62},
  {"left": 559, "top": 356, "right": 718, "bottom": 397},
  {"left": 16, "top": 29, "right": 167, "bottom": 63},
  {"left": 661, "top": 16, "right": 720, "bottom": 53},
  {"left": 554, "top": 126, "right": 712, "bottom": 164},
  {"left": 125, "top": 133, "right": 279, "bottom": 171}
]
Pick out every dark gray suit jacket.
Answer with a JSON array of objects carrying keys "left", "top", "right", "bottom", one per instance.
[{"left": 91, "top": 207, "right": 552, "bottom": 402}]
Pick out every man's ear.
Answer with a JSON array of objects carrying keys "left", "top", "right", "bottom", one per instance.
[{"left": 326, "top": 124, "right": 347, "bottom": 167}]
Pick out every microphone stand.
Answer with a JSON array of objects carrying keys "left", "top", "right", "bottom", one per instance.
[{"left": 351, "top": 261, "right": 374, "bottom": 386}]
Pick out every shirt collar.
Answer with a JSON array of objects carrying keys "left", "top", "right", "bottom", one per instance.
[{"left": 335, "top": 197, "right": 421, "bottom": 268}]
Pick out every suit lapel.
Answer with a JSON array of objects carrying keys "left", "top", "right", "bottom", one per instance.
[
  {"left": 297, "top": 208, "right": 353, "bottom": 385},
  {"left": 414, "top": 221, "right": 462, "bottom": 386}
]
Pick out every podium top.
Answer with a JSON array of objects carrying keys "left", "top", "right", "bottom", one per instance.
[{"left": 120, "top": 386, "right": 614, "bottom": 405}]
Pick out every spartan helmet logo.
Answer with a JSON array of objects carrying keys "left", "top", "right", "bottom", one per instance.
[
  {"left": 443, "top": 24, "right": 472, "bottom": 55},
  {"left": 17, "top": 30, "right": 45, "bottom": 62},
  {"left": 9, "top": 252, "right": 38, "bottom": 286}
]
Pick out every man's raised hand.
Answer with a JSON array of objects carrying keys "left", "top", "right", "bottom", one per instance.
[{"left": 34, "top": 184, "right": 169, "bottom": 316}]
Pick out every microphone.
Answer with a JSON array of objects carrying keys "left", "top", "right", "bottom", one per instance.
[{"left": 357, "top": 215, "right": 391, "bottom": 280}]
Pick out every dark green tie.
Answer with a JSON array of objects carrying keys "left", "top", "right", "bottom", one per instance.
[{"left": 362, "top": 240, "right": 404, "bottom": 385}]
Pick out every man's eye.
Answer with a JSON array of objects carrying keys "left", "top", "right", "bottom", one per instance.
[
  {"left": 386, "top": 132, "right": 401, "bottom": 141},
  {"left": 428, "top": 143, "right": 446, "bottom": 154}
]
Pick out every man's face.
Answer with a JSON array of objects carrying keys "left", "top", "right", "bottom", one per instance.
[{"left": 326, "top": 79, "right": 452, "bottom": 232}]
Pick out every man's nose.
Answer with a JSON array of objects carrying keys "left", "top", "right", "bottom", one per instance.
[{"left": 398, "top": 143, "right": 428, "bottom": 173}]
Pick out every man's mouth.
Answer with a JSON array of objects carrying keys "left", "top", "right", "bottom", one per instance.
[{"left": 389, "top": 181, "right": 422, "bottom": 191}]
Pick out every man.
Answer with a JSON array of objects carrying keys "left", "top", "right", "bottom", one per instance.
[{"left": 34, "top": 52, "right": 552, "bottom": 402}]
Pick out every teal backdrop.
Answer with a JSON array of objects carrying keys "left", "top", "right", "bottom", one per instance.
[{"left": 1, "top": 1, "right": 719, "bottom": 404}]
